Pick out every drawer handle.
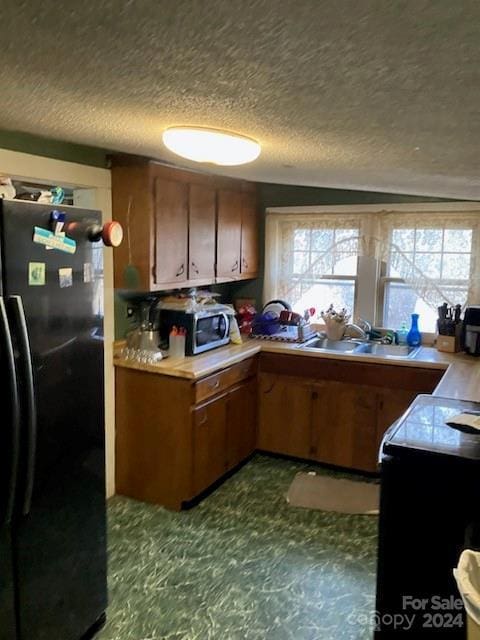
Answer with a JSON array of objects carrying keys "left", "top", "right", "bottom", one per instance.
[
  {"left": 191, "top": 261, "right": 199, "bottom": 275},
  {"left": 209, "top": 379, "right": 220, "bottom": 390},
  {"left": 176, "top": 263, "right": 185, "bottom": 277},
  {"left": 197, "top": 412, "right": 207, "bottom": 426},
  {"left": 231, "top": 260, "right": 239, "bottom": 272}
]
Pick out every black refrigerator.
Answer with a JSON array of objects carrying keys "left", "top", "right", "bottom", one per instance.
[{"left": 0, "top": 200, "right": 107, "bottom": 640}]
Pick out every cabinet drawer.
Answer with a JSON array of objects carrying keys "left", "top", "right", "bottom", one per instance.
[{"left": 194, "top": 357, "right": 257, "bottom": 404}]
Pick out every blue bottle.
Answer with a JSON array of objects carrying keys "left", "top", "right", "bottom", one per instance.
[{"left": 407, "top": 313, "right": 421, "bottom": 347}]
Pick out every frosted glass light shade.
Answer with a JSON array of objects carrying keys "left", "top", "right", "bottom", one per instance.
[{"left": 162, "top": 127, "right": 261, "bottom": 166}]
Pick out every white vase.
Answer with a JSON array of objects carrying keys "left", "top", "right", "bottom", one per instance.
[{"left": 325, "top": 322, "right": 346, "bottom": 341}]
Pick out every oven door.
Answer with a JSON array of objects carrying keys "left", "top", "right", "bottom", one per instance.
[{"left": 193, "top": 313, "right": 230, "bottom": 354}]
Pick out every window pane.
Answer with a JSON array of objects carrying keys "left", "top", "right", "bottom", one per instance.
[
  {"left": 291, "top": 279, "right": 355, "bottom": 318},
  {"left": 335, "top": 229, "right": 359, "bottom": 252},
  {"left": 311, "top": 229, "right": 334, "bottom": 252},
  {"left": 384, "top": 282, "right": 468, "bottom": 333},
  {"left": 415, "top": 228, "right": 443, "bottom": 252},
  {"left": 333, "top": 254, "right": 358, "bottom": 276},
  {"left": 442, "top": 254, "right": 471, "bottom": 280},
  {"left": 444, "top": 229, "right": 472, "bottom": 253},
  {"left": 294, "top": 229, "right": 310, "bottom": 250},
  {"left": 389, "top": 252, "right": 414, "bottom": 279},
  {"left": 310, "top": 252, "right": 333, "bottom": 276},
  {"left": 392, "top": 228, "right": 415, "bottom": 251},
  {"left": 415, "top": 253, "right": 441, "bottom": 279},
  {"left": 293, "top": 251, "right": 309, "bottom": 274}
]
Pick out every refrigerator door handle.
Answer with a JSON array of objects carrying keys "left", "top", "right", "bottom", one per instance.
[
  {"left": 0, "top": 297, "right": 21, "bottom": 525},
  {"left": 7, "top": 296, "right": 37, "bottom": 516}
]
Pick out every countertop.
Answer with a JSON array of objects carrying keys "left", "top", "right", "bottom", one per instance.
[{"left": 113, "top": 339, "right": 480, "bottom": 403}]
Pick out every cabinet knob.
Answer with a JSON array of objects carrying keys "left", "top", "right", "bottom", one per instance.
[
  {"left": 242, "top": 258, "right": 248, "bottom": 270},
  {"left": 231, "top": 260, "right": 239, "bottom": 272},
  {"left": 191, "top": 261, "right": 199, "bottom": 275},
  {"left": 176, "top": 263, "right": 185, "bottom": 277}
]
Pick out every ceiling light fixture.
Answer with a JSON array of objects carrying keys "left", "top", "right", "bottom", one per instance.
[{"left": 162, "top": 127, "right": 261, "bottom": 166}]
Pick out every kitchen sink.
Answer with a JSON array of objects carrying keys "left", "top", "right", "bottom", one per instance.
[
  {"left": 301, "top": 338, "right": 367, "bottom": 353},
  {"left": 360, "top": 343, "right": 420, "bottom": 358},
  {"left": 300, "top": 337, "right": 420, "bottom": 359}
]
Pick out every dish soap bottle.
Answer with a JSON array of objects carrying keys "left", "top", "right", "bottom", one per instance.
[
  {"left": 407, "top": 313, "right": 421, "bottom": 347},
  {"left": 397, "top": 321, "right": 408, "bottom": 345}
]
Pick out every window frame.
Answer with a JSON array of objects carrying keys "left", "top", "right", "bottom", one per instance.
[{"left": 265, "top": 202, "right": 480, "bottom": 338}]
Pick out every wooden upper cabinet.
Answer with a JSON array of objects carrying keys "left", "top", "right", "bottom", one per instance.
[
  {"left": 154, "top": 177, "right": 188, "bottom": 285},
  {"left": 188, "top": 184, "right": 216, "bottom": 282},
  {"left": 216, "top": 189, "right": 242, "bottom": 279},
  {"left": 111, "top": 157, "right": 258, "bottom": 290},
  {"left": 240, "top": 191, "right": 259, "bottom": 277}
]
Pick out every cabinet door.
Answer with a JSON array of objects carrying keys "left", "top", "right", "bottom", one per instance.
[
  {"left": 258, "top": 373, "right": 312, "bottom": 458},
  {"left": 240, "top": 191, "right": 258, "bottom": 277},
  {"left": 192, "top": 396, "right": 227, "bottom": 496},
  {"left": 217, "top": 189, "right": 242, "bottom": 279},
  {"left": 154, "top": 177, "right": 188, "bottom": 284},
  {"left": 188, "top": 184, "right": 216, "bottom": 282},
  {"left": 376, "top": 387, "right": 417, "bottom": 451},
  {"left": 226, "top": 380, "right": 257, "bottom": 471},
  {"left": 311, "top": 381, "right": 378, "bottom": 472}
]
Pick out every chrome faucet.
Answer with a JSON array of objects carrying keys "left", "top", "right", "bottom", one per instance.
[{"left": 344, "top": 323, "right": 368, "bottom": 340}]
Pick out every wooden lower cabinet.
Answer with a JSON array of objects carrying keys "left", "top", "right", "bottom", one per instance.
[
  {"left": 192, "top": 395, "right": 228, "bottom": 496},
  {"left": 226, "top": 380, "right": 257, "bottom": 471},
  {"left": 257, "top": 373, "right": 312, "bottom": 458},
  {"left": 116, "top": 353, "right": 444, "bottom": 510},
  {"left": 375, "top": 387, "right": 418, "bottom": 451},
  {"left": 116, "top": 362, "right": 257, "bottom": 510},
  {"left": 311, "top": 381, "right": 378, "bottom": 472},
  {"left": 193, "top": 379, "right": 257, "bottom": 495},
  {"left": 257, "top": 360, "right": 443, "bottom": 473}
]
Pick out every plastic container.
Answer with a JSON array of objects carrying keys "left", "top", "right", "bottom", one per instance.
[
  {"left": 407, "top": 313, "right": 422, "bottom": 347},
  {"left": 397, "top": 321, "right": 408, "bottom": 345}
]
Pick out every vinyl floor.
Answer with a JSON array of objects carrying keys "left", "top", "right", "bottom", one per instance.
[{"left": 97, "top": 454, "right": 378, "bottom": 640}]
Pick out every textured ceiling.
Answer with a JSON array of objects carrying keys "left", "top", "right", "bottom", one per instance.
[{"left": 1, "top": 1, "right": 480, "bottom": 198}]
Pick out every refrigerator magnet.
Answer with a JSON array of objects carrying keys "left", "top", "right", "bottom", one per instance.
[
  {"left": 33, "top": 226, "right": 76, "bottom": 254},
  {"left": 28, "top": 262, "right": 46, "bottom": 286},
  {"left": 59, "top": 267, "right": 73, "bottom": 288},
  {"left": 83, "top": 262, "right": 93, "bottom": 283}
]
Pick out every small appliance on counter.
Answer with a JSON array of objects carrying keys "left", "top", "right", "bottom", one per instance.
[
  {"left": 463, "top": 306, "right": 480, "bottom": 356},
  {"left": 158, "top": 307, "right": 230, "bottom": 355}
]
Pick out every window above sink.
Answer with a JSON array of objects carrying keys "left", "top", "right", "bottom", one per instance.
[{"left": 264, "top": 203, "right": 480, "bottom": 335}]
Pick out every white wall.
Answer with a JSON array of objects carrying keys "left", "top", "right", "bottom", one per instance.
[{"left": 0, "top": 149, "right": 116, "bottom": 497}]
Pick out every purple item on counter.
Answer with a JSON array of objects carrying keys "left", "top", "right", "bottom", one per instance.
[{"left": 252, "top": 311, "right": 280, "bottom": 335}]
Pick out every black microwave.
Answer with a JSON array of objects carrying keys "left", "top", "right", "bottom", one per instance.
[{"left": 159, "top": 308, "right": 230, "bottom": 355}]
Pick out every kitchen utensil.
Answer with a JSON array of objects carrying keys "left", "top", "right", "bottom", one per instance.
[{"left": 262, "top": 299, "right": 291, "bottom": 319}]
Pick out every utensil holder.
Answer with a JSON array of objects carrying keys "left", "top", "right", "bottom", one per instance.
[
  {"left": 324, "top": 321, "right": 346, "bottom": 341},
  {"left": 437, "top": 324, "right": 462, "bottom": 353}
]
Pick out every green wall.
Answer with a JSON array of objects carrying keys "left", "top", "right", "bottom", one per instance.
[{"left": 0, "top": 129, "right": 109, "bottom": 167}]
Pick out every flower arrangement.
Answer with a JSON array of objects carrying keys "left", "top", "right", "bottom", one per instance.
[{"left": 320, "top": 304, "right": 350, "bottom": 340}]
